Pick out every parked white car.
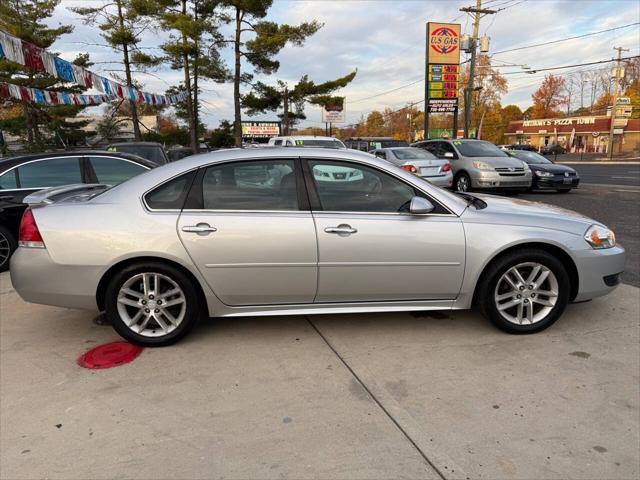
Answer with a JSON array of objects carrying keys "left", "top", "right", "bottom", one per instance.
[{"left": 267, "top": 136, "right": 346, "bottom": 149}]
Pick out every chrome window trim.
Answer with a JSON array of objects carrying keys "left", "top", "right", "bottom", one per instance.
[{"left": 303, "top": 156, "right": 456, "bottom": 216}]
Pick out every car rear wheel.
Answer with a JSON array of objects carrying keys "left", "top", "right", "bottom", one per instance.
[
  {"left": 0, "top": 226, "right": 17, "bottom": 272},
  {"left": 105, "top": 262, "right": 201, "bottom": 346},
  {"left": 478, "top": 249, "right": 570, "bottom": 334},
  {"left": 455, "top": 172, "right": 472, "bottom": 192}
]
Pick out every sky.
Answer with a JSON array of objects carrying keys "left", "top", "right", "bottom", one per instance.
[{"left": 48, "top": 0, "right": 640, "bottom": 129}]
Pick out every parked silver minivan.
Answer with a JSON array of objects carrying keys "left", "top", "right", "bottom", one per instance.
[{"left": 412, "top": 139, "right": 532, "bottom": 192}]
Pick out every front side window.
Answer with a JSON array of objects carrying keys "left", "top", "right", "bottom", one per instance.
[
  {"left": 202, "top": 159, "right": 298, "bottom": 210},
  {"left": 17, "top": 157, "right": 82, "bottom": 188},
  {"left": 145, "top": 171, "right": 195, "bottom": 209},
  {"left": 0, "top": 169, "right": 18, "bottom": 189},
  {"left": 307, "top": 160, "right": 415, "bottom": 213},
  {"left": 89, "top": 157, "right": 148, "bottom": 185}
]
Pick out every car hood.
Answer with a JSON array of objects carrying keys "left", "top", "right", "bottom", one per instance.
[
  {"left": 529, "top": 163, "right": 577, "bottom": 174},
  {"left": 462, "top": 193, "right": 598, "bottom": 235},
  {"left": 469, "top": 156, "right": 526, "bottom": 168}
]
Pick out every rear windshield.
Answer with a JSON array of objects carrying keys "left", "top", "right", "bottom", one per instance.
[
  {"left": 392, "top": 148, "right": 436, "bottom": 160},
  {"left": 293, "top": 139, "right": 345, "bottom": 149},
  {"left": 455, "top": 141, "right": 508, "bottom": 157},
  {"left": 110, "top": 145, "right": 168, "bottom": 164}
]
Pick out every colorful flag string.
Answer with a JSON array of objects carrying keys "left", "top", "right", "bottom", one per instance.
[{"left": 0, "top": 29, "right": 186, "bottom": 106}]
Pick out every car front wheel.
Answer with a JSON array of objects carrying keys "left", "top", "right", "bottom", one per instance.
[
  {"left": 478, "top": 249, "right": 570, "bottom": 334},
  {"left": 455, "top": 172, "right": 472, "bottom": 192},
  {"left": 105, "top": 262, "right": 201, "bottom": 346}
]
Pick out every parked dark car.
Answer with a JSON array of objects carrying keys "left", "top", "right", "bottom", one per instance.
[
  {"left": 0, "top": 151, "right": 155, "bottom": 270},
  {"left": 343, "top": 137, "right": 409, "bottom": 152},
  {"left": 508, "top": 150, "right": 579, "bottom": 193},
  {"left": 167, "top": 146, "right": 195, "bottom": 162},
  {"left": 107, "top": 141, "right": 169, "bottom": 165},
  {"left": 540, "top": 143, "right": 566, "bottom": 155},
  {"left": 508, "top": 144, "right": 537, "bottom": 152}
]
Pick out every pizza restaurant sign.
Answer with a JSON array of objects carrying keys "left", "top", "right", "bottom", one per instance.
[{"left": 523, "top": 117, "right": 597, "bottom": 127}]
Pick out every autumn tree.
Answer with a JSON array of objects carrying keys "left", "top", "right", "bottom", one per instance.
[
  {"left": 531, "top": 74, "right": 568, "bottom": 118},
  {"left": 365, "top": 111, "right": 385, "bottom": 136},
  {"left": 242, "top": 70, "right": 356, "bottom": 134},
  {"left": 220, "top": 0, "right": 322, "bottom": 146},
  {"left": 458, "top": 55, "right": 508, "bottom": 137}
]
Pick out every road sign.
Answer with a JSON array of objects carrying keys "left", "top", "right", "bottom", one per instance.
[
  {"left": 613, "top": 118, "right": 628, "bottom": 127},
  {"left": 615, "top": 97, "right": 631, "bottom": 105}
]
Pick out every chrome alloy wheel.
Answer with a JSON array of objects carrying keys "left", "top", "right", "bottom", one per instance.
[
  {"left": 0, "top": 232, "right": 10, "bottom": 268},
  {"left": 494, "top": 262, "right": 559, "bottom": 325},
  {"left": 117, "top": 272, "right": 186, "bottom": 337}
]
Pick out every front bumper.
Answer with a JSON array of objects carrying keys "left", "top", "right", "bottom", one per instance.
[
  {"left": 533, "top": 176, "right": 580, "bottom": 189},
  {"left": 572, "top": 245, "right": 626, "bottom": 302},
  {"left": 10, "top": 247, "right": 100, "bottom": 310},
  {"left": 471, "top": 170, "right": 532, "bottom": 189},
  {"left": 420, "top": 172, "right": 453, "bottom": 188}
]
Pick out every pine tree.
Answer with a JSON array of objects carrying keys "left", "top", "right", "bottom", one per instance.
[
  {"left": 219, "top": 0, "right": 322, "bottom": 146},
  {"left": 243, "top": 71, "right": 356, "bottom": 134},
  {"left": 0, "top": 0, "right": 91, "bottom": 150}
]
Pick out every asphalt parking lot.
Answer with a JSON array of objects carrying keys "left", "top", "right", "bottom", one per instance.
[{"left": 1, "top": 275, "right": 639, "bottom": 479}]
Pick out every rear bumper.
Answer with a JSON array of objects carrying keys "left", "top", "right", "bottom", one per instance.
[
  {"left": 420, "top": 172, "right": 453, "bottom": 188},
  {"left": 573, "top": 245, "right": 626, "bottom": 302},
  {"left": 10, "top": 247, "right": 100, "bottom": 310}
]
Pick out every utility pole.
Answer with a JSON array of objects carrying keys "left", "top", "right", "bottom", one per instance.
[
  {"left": 460, "top": 0, "right": 495, "bottom": 138},
  {"left": 608, "top": 46, "right": 629, "bottom": 160}
]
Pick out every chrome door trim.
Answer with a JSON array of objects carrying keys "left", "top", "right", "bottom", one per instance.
[
  {"left": 205, "top": 262, "right": 316, "bottom": 268},
  {"left": 317, "top": 261, "right": 461, "bottom": 267}
]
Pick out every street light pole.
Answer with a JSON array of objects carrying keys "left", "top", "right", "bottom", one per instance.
[
  {"left": 607, "top": 46, "right": 629, "bottom": 160},
  {"left": 460, "top": 0, "right": 495, "bottom": 139}
]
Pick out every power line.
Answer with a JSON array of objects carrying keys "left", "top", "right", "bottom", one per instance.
[
  {"left": 348, "top": 77, "right": 423, "bottom": 104},
  {"left": 500, "top": 55, "right": 640, "bottom": 75},
  {"left": 492, "top": 22, "right": 640, "bottom": 56},
  {"left": 495, "top": 0, "right": 527, "bottom": 12}
]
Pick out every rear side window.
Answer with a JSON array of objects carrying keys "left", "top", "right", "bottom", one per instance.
[
  {"left": 17, "top": 157, "right": 82, "bottom": 188},
  {"left": 89, "top": 157, "right": 148, "bottom": 185},
  {"left": 145, "top": 171, "right": 195, "bottom": 210},
  {"left": 201, "top": 159, "right": 298, "bottom": 210},
  {"left": 0, "top": 169, "right": 18, "bottom": 189}
]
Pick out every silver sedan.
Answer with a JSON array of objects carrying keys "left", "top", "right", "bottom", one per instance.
[
  {"left": 10, "top": 148, "right": 625, "bottom": 346},
  {"left": 371, "top": 147, "right": 453, "bottom": 188}
]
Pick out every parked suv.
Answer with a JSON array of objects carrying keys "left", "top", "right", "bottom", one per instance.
[{"left": 412, "top": 139, "right": 532, "bottom": 192}]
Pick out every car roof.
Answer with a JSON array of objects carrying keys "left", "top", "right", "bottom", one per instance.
[{"left": 0, "top": 150, "right": 156, "bottom": 171}]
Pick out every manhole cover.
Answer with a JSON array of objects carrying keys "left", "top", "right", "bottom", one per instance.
[{"left": 77, "top": 342, "right": 144, "bottom": 369}]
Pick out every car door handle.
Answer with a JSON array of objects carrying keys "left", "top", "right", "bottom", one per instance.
[
  {"left": 181, "top": 223, "right": 217, "bottom": 234},
  {"left": 324, "top": 224, "right": 357, "bottom": 235}
]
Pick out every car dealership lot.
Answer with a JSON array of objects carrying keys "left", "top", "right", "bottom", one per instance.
[{"left": 1, "top": 268, "right": 638, "bottom": 480}]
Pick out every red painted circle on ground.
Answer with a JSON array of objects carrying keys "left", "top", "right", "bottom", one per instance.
[{"left": 77, "top": 342, "right": 144, "bottom": 369}]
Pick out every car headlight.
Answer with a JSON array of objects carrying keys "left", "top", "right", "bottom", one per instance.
[
  {"left": 584, "top": 225, "right": 616, "bottom": 249},
  {"left": 534, "top": 170, "right": 554, "bottom": 177},
  {"left": 472, "top": 161, "right": 493, "bottom": 170}
]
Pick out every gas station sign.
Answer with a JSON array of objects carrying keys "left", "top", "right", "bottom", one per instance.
[{"left": 425, "top": 23, "right": 461, "bottom": 125}]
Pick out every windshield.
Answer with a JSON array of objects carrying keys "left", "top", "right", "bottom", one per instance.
[
  {"left": 294, "top": 139, "right": 345, "bottom": 149},
  {"left": 455, "top": 141, "right": 509, "bottom": 157},
  {"left": 392, "top": 148, "right": 436, "bottom": 160},
  {"left": 510, "top": 150, "right": 552, "bottom": 164},
  {"left": 111, "top": 145, "right": 168, "bottom": 164}
]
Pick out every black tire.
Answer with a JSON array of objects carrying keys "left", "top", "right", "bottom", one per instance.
[
  {"left": 0, "top": 225, "right": 17, "bottom": 273},
  {"left": 557, "top": 188, "right": 571, "bottom": 193},
  {"left": 477, "top": 248, "right": 570, "bottom": 334},
  {"left": 104, "top": 262, "right": 202, "bottom": 346},
  {"left": 455, "top": 172, "right": 472, "bottom": 192}
]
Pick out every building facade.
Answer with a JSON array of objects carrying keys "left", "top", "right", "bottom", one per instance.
[{"left": 505, "top": 115, "right": 639, "bottom": 154}]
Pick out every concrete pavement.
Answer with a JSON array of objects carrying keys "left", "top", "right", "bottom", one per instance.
[{"left": 1, "top": 272, "right": 639, "bottom": 479}]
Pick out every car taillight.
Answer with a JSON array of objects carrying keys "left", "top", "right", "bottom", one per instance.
[
  {"left": 401, "top": 164, "right": 418, "bottom": 174},
  {"left": 18, "top": 208, "right": 45, "bottom": 248},
  {"left": 441, "top": 163, "right": 452, "bottom": 172}
]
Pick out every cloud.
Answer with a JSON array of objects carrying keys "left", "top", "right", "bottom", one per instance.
[{"left": 47, "top": 0, "right": 639, "bottom": 128}]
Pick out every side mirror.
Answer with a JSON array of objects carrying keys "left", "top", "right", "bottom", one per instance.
[
  {"left": 443, "top": 152, "right": 454, "bottom": 159},
  {"left": 409, "top": 196, "right": 434, "bottom": 214}
]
